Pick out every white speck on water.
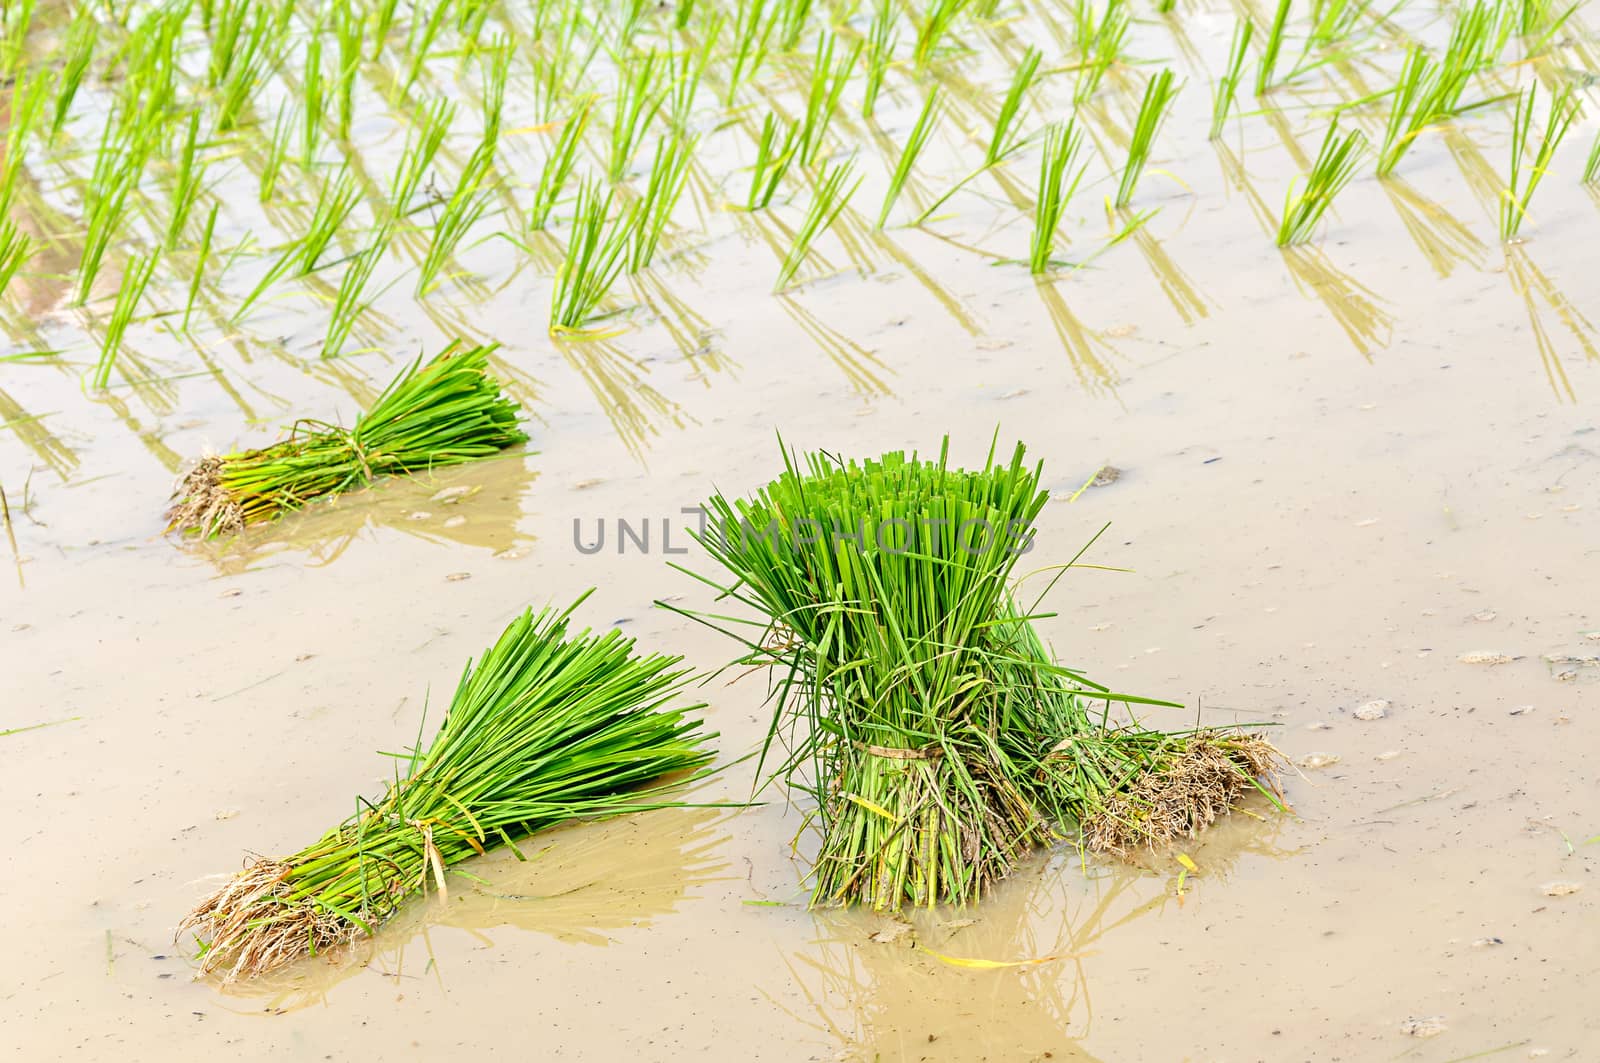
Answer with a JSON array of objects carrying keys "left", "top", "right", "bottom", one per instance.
[
  {"left": 1509, "top": 705, "right": 1533, "bottom": 716},
  {"left": 1376, "top": 750, "right": 1402, "bottom": 761},
  {"left": 1471, "top": 610, "right": 1497, "bottom": 622},
  {"left": 1299, "top": 752, "right": 1340, "bottom": 769},
  {"left": 1458, "top": 651, "right": 1514, "bottom": 665},
  {"left": 1353, "top": 699, "right": 1390, "bottom": 721},
  {"left": 1399, "top": 1016, "right": 1446, "bottom": 1039},
  {"left": 1540, "top": 881, "right": 1583, "bottom": 897}
]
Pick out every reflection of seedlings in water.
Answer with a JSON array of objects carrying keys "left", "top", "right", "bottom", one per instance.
[
  {"left": 559, "top": 338, "right": 693, "bottom": 459},
  {"left": 93, "top": 388, "right": 185, "bottom": 473},
  {"left": 1125, "top": 214, "right": 1213, "bottom": 324},
  {"left": 1381, "top": 176, "right": 1487, "bottom": 278},
  {"left": 777, "top": 294, "right": 893, "bottom": 398},
  {"left": 1504, "top": 244, "right": 1598, "bottom": 402},
  {"left": 631, "top": 272, "right": 737, "bottom": 383},
  {"left": 1444, "top": 125, "right": 1509, "bottom": 222},
  {"left": 1213, "top": 141, "right": 1281, "bottom": 237},
  {"left": 0, "top": 387, "right": 78, "bottom": 480},
  {"left": 1280, "top": 246, "right": 1394, "bottom": 358},
  {"left": 871, "top": 231, "right": 984, "bottom": 337},
  {"left": 1037, "top": 280, "right": 1125, "bottom": 398},
  {"left": 1260, "top": 95, "right": 1313, "bottom": 171}
]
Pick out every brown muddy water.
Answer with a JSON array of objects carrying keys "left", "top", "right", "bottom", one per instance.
[{"left": 3, "top": 2, "right": 1600, "bottom": 1061}]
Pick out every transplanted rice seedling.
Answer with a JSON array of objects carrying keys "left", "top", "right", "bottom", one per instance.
[
  {"left": 683, "top": 441, "right": 1279, "bottom": 908},
  {"left": 1374, "top": 7, "right": 1495, "bottom": 180},
  {"left": 391, "top": 98, "right": 455, "bottom": 217},
  {"left": 1499, "top": 84, "right": 1576, "bottom": 240},
  {"left": 610, "top": 51, "right": 668, "bottom": 180},
  {"left": 1116, "top": 69, "right": 1180, "bottom": 208},
  {"left": 183, "top": 206, "right": 221, "bottom": 333},
  {"left": 402, "top": 0, "right": 454, "bottom": 100},
  {"left": 50, "top": 8, "right": 98, "bottom": 139},
  {"left": 166, "top": 113, "right": 208, "bottom": 249},
  {"left": 988, "top": 47, "right": 1041, "bottom": 165},
  {"left": 323, "top": 220, "right": 397, "bottom": 356},
  {"left": 168, "top": 341, "right": 526, "bottom": 536},
  {"left": 1255, "top": 0, "right": 1292, "bottom": 94},
  {"left": 630, "top": 131, "right": 697, "bottom": 272},
  {"left": 914, "top": 0, "right": 972, "bottom": 66},
  {"left": 1, "top": 72, "right": 48, "bottom": 214},
  {"left": 179, "top": 592, "right": 714, "bottom": 980},
  {"left": 0, "top": 0, "right": 36, "bottom": 80},
  {"left": 92, "top": 251, "right": 161, "bottom": 390},
  {"left": 334, "top": 3, "right": 363, "bottom": 139},
  {"left": 0, "top": 219, "right": 34, "bottom": 299},
  {"left": 418, "top": 156, "right": 496, "bottom": 296},
  {"left": 528, "top": 104, "right": 592, "bottom": 231},
  {"left": 258, "top": 100, "right": 294, "bottom": 202},
  {"left": 1277, "top": 122, "right": 1366, "bottom": 246},
  {"left": 747, "top": 113, "right": 802, "bottom": 210},
  {"left": 726, "top": 0, "right": 776, "bottom": 105},
  {"left": 551, "top": 182, "right": 637, "bottom": 333},
  {"left": 774, "top": 0, "right": 813, "bottom": 51},
  {"left": 1210, "top": 19, "right": 1253, "bottom": 140},
  {"left": 1030, "top": 121, "right": 1086, "bottom": 273},
  {"left": 877, "top": 88, "right": 940, "bottom": 228},
  {"left": 1074, "top": 0, "right": 1130, "bottom": 103},
  {"left": 861, "top": 0, "right": 899, "bottom": 119},
  {"left": 775, "top": 159, "right": 861, "bottom": 290},
  {"left": 798, "top": 33, "right": 860, "bottom": 167},
  {"left": 1584, "top": 130, "right": 1600, "bottom": 185}
]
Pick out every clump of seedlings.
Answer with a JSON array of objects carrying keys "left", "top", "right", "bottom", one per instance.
[
  {"left": 1277, "top": 122, "right": 1366, "bottom": 246},
  {"left": 683, "top": 441, "right": 1281, "bottom": 908},
  {"left": 167, "top": 341, "right": 526, "bottom": 537},
  {"left": 774, "top": 159, "right": 861, "bottom": 290},
  {"left": 1116, "top": 69, "right": 1180, "bottom": 208},
  {"left": 1499, "top": 83, "right": 1576, "bottom": 240},
  {"left": 179, "top": 593, "right": 714, "bottom": 982}
]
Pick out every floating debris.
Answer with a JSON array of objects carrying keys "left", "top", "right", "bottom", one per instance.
[
  {"left": 1090, "top": 465, "right": 1122, "bottom": 486},
  {"left": 1353, "top": 699, "right": 1390, "bottom": 721},
  {"left": 1399, "top": 1016, "right": 1447, "bottom": 1038},
  {"left": 1458, "top": 651, "right": 1515, "bottom": 665},
  {"left": 1540, "top": 880, "right": 1583, "bottom": 897},
  {"left": 1299, "top": 752, "right": 1341, "bottom": 769}
]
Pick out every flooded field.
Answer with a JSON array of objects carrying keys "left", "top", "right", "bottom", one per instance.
[{"left": 3, "top": 0, "right": 1598, "bottom": 1059}]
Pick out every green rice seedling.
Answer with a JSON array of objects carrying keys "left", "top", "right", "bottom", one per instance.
[
  {"left": 1374, "top": 46, "right": 1435, "bottom": 177},
  {"left": 1500, "top": 84, "right": 1577, "bottom": 240},
  {"left": 323, "top": 219, "right": 396, "bottom": 356},
  {"left": 915, "top": 0, "right": 971, "bottom": 66},
  {"left": 775, "top": 0, "right": 813, "bottom": 50},
  {"left": 302, "top": 24, "right": 326, "bottom": 160},
  {"left": 456, "top": 0, "right": 495, "bottom": 43},
  {"left": 1209, "top": 18, "right": 1253, "bottom": 140},
  {"left": 402, "top": 1, "right": 453, "bottom": 99},
  {"left": 166, "top": 112, "right": 207, "bottom": 250},
  {"left": 798, "top": 34, "right": 860, "bottom": 167},
  {"left": 167, "top": 342, "right": 528, "bottom": 535},
  {"left": 775, "top": 159, "right": 861, "bottom": 290},
  {"left": 216, "top": 7, "right": 278, "bottom": 131},
  {"left": 861, "top": 0, "right": 898, "bottom": 119},
  {"left": 726, "top": 0, "right": 775, "bottom": 105},
  {"left": 528, "top": 104, "right": 591, "bottom": 231},
  {"left": 335, "top": 3, "right": 362, "bottom": 139},
  {"left": 551, "top": 181, "right": 637, "bottom": 333},
  {"left": 0, "top": 72, "right": 48, "bottom": 215},
  {"left": 92, "top": 251, "right": 161, "bottom": 391},
  {"left": 479, "top": 37, "right": 513, "bottom": 152},
  {"left": 1074, "top": 0, "right": 1130, "bottom": 103},
  {"left": 0, "top": 0, "right": 36, "bottom": 80},
  {"left": 49, "top": 7, "right": 98, "bottom": 139},
  {"left": 1254, "top": 0, "right": 1292, "bottom": 95},
  {"left": 683, "top": 442, "right": 1278, "bottom": 907},
  {"left": 179, "top": 592, "right": 712, "bottom": 981},
  {"left": 1584, "top": 129, "right": 1600, "bottom": 185},
  {"left": 77, "top": 135, "right": 148, "bottom": 306},
  {"left": 183, "top": 205, "right": 220, "bottom": 333},
  {"left": 676, "top": 0, "right": 698, "bottom": 29},
  {"left": 417, "top": 167, "right": 495, "bottom": 295},
  {"left": 610, "top": 51, "right": 667, "bottom": 180},
  {"left": 877, "top": 88, "right": 941, "bottom": 228},
  {"left": 302, "top": 165, "right": 363, "bottom": 272},
  {"left": 0, "top": 219, "right": 32, "bottom": 299},
  {"left": 1030, "top": 121, "right": 1086, "bottom": 273},
  {"left": 371, "top": 0, "right": 402, "bottom": 56},
  {"left": 630, "top": 131, "right": 697, "bottom": 271},
  {"left": 987, "top": 47, "right": 1041, "bottom": 165},
  {"left": 1277, "top": 121, "right": 1366, "bottom": 246},
  {"left": 391, "top": 98, "right": 455, "bottom": 217},
  {"left": 1115, "top": 69, "right": 1179, "bottom": 208},
  {"left": 668, "top": 39, "right": 710, "bottom": 131},
  {"left": 259, "top": 100, "right": 293, "bottom": 202},
  {"left": 748, "top": 113, "right": 803, "bottom": 210}
]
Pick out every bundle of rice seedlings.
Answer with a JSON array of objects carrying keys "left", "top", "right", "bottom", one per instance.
[
  {"left": 167, "top": 341, "right": 526, "bottom": 537},
  {"left": 684, "top": 440, "right": 1278, "bottom": 908},
  {"left": 179, "top": 593, "right": 715, "bottom": 982}
]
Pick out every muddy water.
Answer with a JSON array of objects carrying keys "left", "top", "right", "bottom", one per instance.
[{"left": 5, "top": 6, "right": 1600, "bottom": 1063}]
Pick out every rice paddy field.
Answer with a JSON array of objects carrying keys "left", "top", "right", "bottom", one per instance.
[{"left": 3, "top": 0, "right": 1598, "bottom": 1057}]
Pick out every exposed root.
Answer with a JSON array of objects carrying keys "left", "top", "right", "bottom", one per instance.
[
  {"left": 1079, "top": 733, "right": 1283, "bottom": 856},
  {"left": 165, "top": 457, "right": 245, "bottom": 536},
  {"left": 178, "top": 858, "right": 359, "bottom": 983}
]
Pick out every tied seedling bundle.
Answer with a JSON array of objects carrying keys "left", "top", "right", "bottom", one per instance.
[
  {"left": 167, "top": 340, "right": 526, "bottom": 537},
  {"left": 179, "top": 592, "right": 714, "bottom": 982},
  {"left": 683, "top": 440, "right": 1278, "bottom": 909}
]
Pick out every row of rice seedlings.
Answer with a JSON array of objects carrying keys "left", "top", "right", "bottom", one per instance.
[
  {"left": 1074, "top": 0, "right": 1130, "bottom": 103},
  {"left": 181, "top": 593, "right": 713, "bottom": 982},
  {"left": 876, "top": 89, "right": 941, "bottom": 228},
  {"left": 1277, "top": 122, "right": 1367, "bottom": 246},
  {"left": 861, "top": 0, "right": 899, "bottom": 119},
  {"left": 1115, "top": 70, "right": 1179, "bottom": 208},
  {"left": 92, "top": 251, "right": 163, "bottom": 390},
  {"left": 0, "top": 219, "right": 33, "bottom": 299},
  {"left": 797, "top": 33, "right": 860, "bottom": 167},
  {"left": 529, "top": 105, "right": 593, "bottom": 230},
  {"left": 1209, "top": 19, "right": 1254, "bottom": 141},
  {"left": 1376, "top": 4, "right": 1499, "bottom": 177},
  {"left": 1255, "top": 0, "right": 1294, "bottom": 94},
  {"left": 1030, "top": 121, "right": 1087, "bottom": 273},
  {"left": 1499, "top": 84, "right": 1576, "bottom": 240},
  {"left": 168, "top": 341, "right": 526, "bottom": 534},
  {"left": 775, "top": 159, "right": 861, "bottom": 290},
  {"left": 747, "top": 113, "right": 803, "bottom": 210}
]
